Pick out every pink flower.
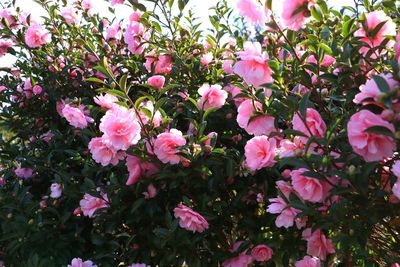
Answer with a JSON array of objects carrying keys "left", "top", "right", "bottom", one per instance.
[
  {"left": 154, "top": 129, "right": 186, "bottom": 164},
  {"left": 93, "top": 93, "right": 118, "bottom": 110},
  {"left": 68, "top": 258, "right": 97, "bottom": 267},
  {"left": 50, "top": 183, "right": 62, "bottom": 198},
  {"left": 111, "top": 0, "right": 125, "bottom": 5},
  {"left": 392, "top": 181, "right": 400, "bottom": 200},
  {"left": 236, "top": 0, "right": 269, "bottom": 26},
  {"left": 0, "top": 86, "right": 6, "bottom": 92},
  {"left": 200, "top": 52, "right": 213, "bottom": 66},
  {"left": 62, "top": 104, "right": 92, "bottom": 129},
  {"left": 106, "top": 23, "right": 122, "bottom": 40},
  {"left": 125, "top": 155, "right": 159, "bottom": 186},
  {"left": 128, "top": 264, "right": 150, "bottom": 267},
  {"left": 392, "top": 161, "right": 400, "bottom": 179},
  {"left": 291, "top": 168, "right": 325, "bottom": 203},
  {"left": 173, "top": 203, "right": 209, "bottom": 233},
  {"left": 234, "top": 42, "right": 273, "bottom": 87},
  {"left": 148, "top": 75, "right": 165, "bottom": 89},
  {"left": 99, "top": 106, "right": 141, "bottom": 150},
  {"left": 32, "top": 85, "right": 42, "bottom": 95},
  {"left": 15, "top": 167, "right": 33, "bottom": 179},
  {"left": 143, "top": 183, "right": 157, "bottom": 199},
  {"left": 197, "top": 84, "right": 228, "bottom": 110},
  {"left": 245, "top": 136, "right": 276, "bottom": 171},
  {"left": 25, "top": 24, "right": 51, "bottom": 48},
  {"left": 79, "top": 192, "right": 109, "bottom": 218},
  {"left": 82, "top": 0, "right": 94, "bottom": 12},
  {"left": 129, "top": 11, "right": 142, "bottom": 22},
  {"left": 354, "top": 74, "right": 397, "bottom": 104},
  {"left": 61, "top": 6, "right": 80, "bottom": 24},
  {"left": 0, "top": 8, "right": 16, "bottom": 28},
  {"left": 222, "top": 241, "right": 254, "bottom": 267},
  {"left": 347, "top": 110, "right": 395, "bottom": 162},
  {"left": 251, "top": 244, "right": 273, "bottom": 262},
  {"left": 308, "top": 54, "right": 335, "bottom": 68},
  {"left": 88, "top": 137, "right": 125, "bottom": 166},
  {"left": 292, "top": 108, "right": 326, "bottom": 139},
  {"left": 222, "top": 60, "right": 234, "bottom": 74},
  {"left": 354, "top": 11, "right": 396, "bottom": 57},
  {"left": 302, "top": 228, "right": 335, "bottom": 260},
  {"left": 40, "top": 131, "right": 54, "bottom": 142},
  {"left": 124, "top": 21, "right": 149, "bottom": 54},
  {"left": 267, "top": 197, "right": 304, "bottom": 229},
  {"left": 278, "top": 137, "right": 305, "bottom": 158},
  {"left": 0, "top": 40, "right": 13, "bottom": 57},
  {"left": 237, "top": 99, "right": 276, "bottom": 136},
  {"left": 281, "top": 0, "right": 313, "bottom": 31},
  {"left": 145, "top": 52, "right": 173, "bottom": 74},
  {"left": 295, "top": 256, "right": 321, "bottom": 267}
]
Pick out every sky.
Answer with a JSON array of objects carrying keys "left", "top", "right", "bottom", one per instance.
[{"left": 0, "top": 0, "right": 354, "bottom": 68}]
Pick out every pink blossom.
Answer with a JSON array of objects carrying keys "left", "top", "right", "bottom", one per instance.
[
  {"left": 0, "top": 8, "right": 16, "bottom": 28},
  {"left": 291, "top": 168, "right": 325, "bottom": 203},
  {"left": 93, "top": 93, "right": 118, "bottom": 110},
  {"left": 50, "top": 183, "right": 62, "bottom": 198},
  {"left": 267, "top": 197, "right": 303, "bottom": 229},
  {"left": 125, "top": 155, "right": 159, "bottom": 186},
  {"left": 89, "top": 137, "right": 125, "bottom": 166},
  {"left": 276, "top": 180, "right": 294, "bottom": 198},
  {"left": 197, "top": 84, "right": 228, "bottom": 110},
  {"left": 61, "top": 6, "right": 81, "bottom": 24},
  {"left": 204, "top": 132, "right": 217, "bottom": 146},
  {"left": 40, "top": 131, "right": 54, "bottom": 142},
  {"left": 251, "top": 244, "right": 273, "bottom": 262},
  {"left": 62, "top": 104, "right": 92, "bottom": 129},
  {"left": 281, "top": 0, "right": 313, "bottom": 31},
  {"left": 32, "top": 85, "right": 42, "bottom": 95},
  {"left": 354, "top": 11, "right": 396, "bottom": 57},
  {"left": 395, "top": 35, "right": 400, "bottom": 61},
  {"left": 138, "top": 101, "right": 163, "bottom": 127},
  {"left": 124, "top": 21, "right": 149, "bottom": 54},
  {"left": 0, "top": 86, "right": 6, "bottom": 92},
  {"left": 148, "top": 75, "right": 165, "bottom": 89},
  {"left": 302, "top": 228, "right": 335, "bottom": 260},
  {"left": 0, "top": 40, "right": 13, "bottom": 57},
  {"left": 354, "top": 74, "right": 397, "bottom": 104},
  {"left": 200, "top": 52, "right": 213, "bottom": 66},
  {"left": 68, "top": 258, "right": 98, "bottom": 267},
  {"left": 145, "top": 52, "right": 173, "bottom": 74},
  {"left": 245, "top": 136, "right": 276, "bottom": 171},
  {"left": 222, "top": 241, "right": 254, "bottom": 267},
  {"left": 234, "top": 42, "right": 273, "bottom": 87},
  {"left": 292, "top": 108, "right": 326, "bottom": 139},
  {"left": 295, "top": 256, "right": 321, "bottom": 267},
  {"left": 129, "top": 11, "right": 143, "bottom": 22},
  {"left": 173, "top": 203, "right": 209, "bottom": 233},
  {"left": 143, "top": 183, "right": 157, "bottom": 199},
  {"left": 25, "top": 24, "right": 51, "bottom": 48},
  {"left": 392, "top": 161, "right": 400, "bottom": 179},
  {"left": 236, "top": 0, "right": 269, "bottom": 26},
  {"left": 99, "top": 106, "right": 141, "bottom": 150},
  {"left": 106, "top": 23, "right": 122, "bottom": 40},
  {"left": 111, "top": 0, "right": 125, "bottom": 5},
  {"left": 15, "top": 167, "right": 33, "bottom": 179},
  {"left": 278, "top": 137, "right": 305, "bottom": 158},
  {"left": 237, "top": 99, "right": 276, "bottom": 136},
  {"left": 154, "top": 129, "right": 186, "bottom": 164},
  {"left": 308, "top": 54, "right": 335, "bottom": 68},
  {"left": 82, "top": 0, "right": 94, "bottom": 12},
  {"left": 79, "top": 192, "right": 109, "bottom": 218},
  {"left": 128, "top": 264, "right": 150, "bottom": 267},
  {"left": 347, "top": 110, "right": 395, "bottom": 162},
  {"left": 222, "top": 59, "right": 234, "bottom": 74}
]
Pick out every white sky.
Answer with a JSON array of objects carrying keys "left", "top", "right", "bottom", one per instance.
[{"left": 0, "top": 0, "right": 354, "bottom": 68}]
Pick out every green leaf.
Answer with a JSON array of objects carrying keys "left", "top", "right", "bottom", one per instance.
[
  {"left": 299, "top": 91, "right": 310, "bottom": 118},
  {"left": 363, "top": 126, "right": 394, "bottom": 137},
  {"left": 85, "top": 77, "right": 106, "bottom": 84},
  {"left": 119, "top": 74, "right": 128, "bottom": 93},
  {"left": 372, "top": 75, "right": 390, "bottom": 93}
]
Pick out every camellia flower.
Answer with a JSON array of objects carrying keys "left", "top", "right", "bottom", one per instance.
[
  {"left": 68, "top": 258, "right": 98, "bottom": 267},
  {"left": 50, "top": 183, "right": 62, "bottom": 199},
  {"left": 148, "top": 75, "right": 165, "bottom": 89},
  {"left": 302, "top": 228, "right": 335, "bottom": 260},
  {"left": 308, "top": 54, "right": 335, "bottom": 68},
  {"left": 244, "top": 136, "right": 276, "bottom": 171},
  {"left": 106, "top": 23, "right": 122, "bottom": 40},
  {"left": 111, "top": 0, "right": 124, "bottom": 5},
  {"left": 88, "top": 137, "right": 125, "bottom": 166},
  {"left": 236, "top": 0, "right": 269, "bottom": 26},
  {"left": 0, "top": 40, "right": 13, "bottom": 57},
  {"left": 124, "top": 21, "right": 149, "bottom": 55},
  {"left": 143, "top": 183, "right": 157, "bottom": 199},
  {"left": 251, "top": 244, "right": 273, "bottom": 262},
  {"left": 266, "top": 196, "right": 306, "bottom": 229},
  {"left": 222, "top": 241, "right": 254, "bottom": 267},
  {"left": 173, "top": 203, "right": 209, "bottom": 233},
  {"left": 99, "top": 106, "right": 141, "bottom": 151},
  {"left": 60, "top": 6, "right": 81, "bottom": 24},
  {"left": 354, "top": 10, "right": 396, "bottom": 57},
  {"left": 391, "top": 161, "right": 400, "bottom": 199},
  {"left": 353, "top": 74, "right": 397, "bottom": 104},
  {"left": 15, "top": 167, "right": 33, "bottom": 179},
  {"left": 236, "top": 99, "right": 276, "bottom": 136},
  {"left": 145, "top": 52, "right": 173, "bottom": 74},
  {"left": 0, "top": 8, "right": 16, "bottom": 28},
  {"left": 295, "top": 256, "right": 321, "bottom": 267},
  {"left": 125, "top": 155, "right": 159, "bottom": 185},
  {"left": 25, "top": 24, "right": 51, "bottom": 48},
  {"left": 291, "top": 168, "right": 326, "bottom": 203},
  {"left": 292, "top": 108, "right": 326, "bottom": 140},
  {"left": 79, "top": 192, "right": 109, "bottom": 218},
  {"left": 128, "top": 264, "right": 150, "bottom": 267},
  {"left": 93, "top": 93, "right": 118, "bottom": 110},
  {"left": 154, "top": 129, "right": 186, "bottom": 165},
  {"left": 197, "top": 84, "right": 228, "bottom": 110},
  {"left": 281, "top": 0, "right": 314, "bottom": 31},
  {"left": 200, "top": 52, "right": 213, "bottom": 66},
  {"left": 62, "top": 104, "right": 93, "bottom": 129},
  {"left": 234, "top": 42, "right": 273, "bottom": 87},
  {"left": 347, "top": 110, "right": 395, "bottom": 162}
]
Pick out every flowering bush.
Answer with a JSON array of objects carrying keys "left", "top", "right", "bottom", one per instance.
[{"left": 0, "top": 0, "right": 400, "bottom": 266}]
